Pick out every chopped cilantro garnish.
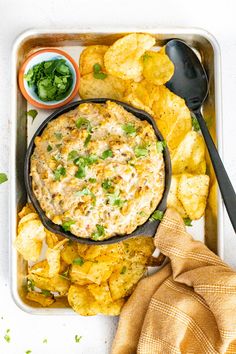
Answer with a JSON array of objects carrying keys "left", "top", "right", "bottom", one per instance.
[
  {"left": 41, "top": 289, "right": 51, "bottom": 297},
  {"left": 56, "top": 143, "right": 62, "bottom": 149},
  {"left": 54, "top": 166, "right": 66, "bottom": 181},
  {"left": 84, "top": 133, "right": 92, "bottom": 147},
  {"left": 24, "top": 59, "right": 73, "bottom": 102},
  {"left": 62, "top": 220, "right": 75, "bottom": 232},
  {"left": 0, "top": 173, "right": 8, "bottom": 184},
  {"left": 76, "top": 117, "right": 92, "bottom": 132},
  {"left": 25, "top": 351, "right": 32, "bottom": 354},
  {"left": 4, "top": 329, "right": 10, "bottom": 343},
  {"left": 43, "top": 339, "right": 48, "bottom": 344},
  {"left": 76, "top": 188, "right": 96, "bottom": 205},
  {"left": 75, "top": 187, "right": 91, "bottom": 197},
  {"left": 183, "top": 217, "right": 193, "bottom": 226},
  {"left": 91, "top": 224, "right": 105, "bottom": 240},
  {"left": 27, "top": 278, "right": 35, "bottom": 291},
  {"left": 54, "top": 132, "right": 62, "bottom": 140},
  {"left": 89, "top": 178, "right": 97, "bottom": 183},
  {"left": 101, "top": 149, "right": 113, "bottom": 160},
  {"left": 107, "top": 191, "right": 125, "bottom": 207},
  {"left": 47, "top": 145, "right": 52, "bottom": 152},
  {"left": 75, "top": 166, "right": 86, "bottom": 179},
  {"left": 74, "top": 155, "right": 98, "bottom": 167},
  {"left": 191, "top": 115, "right": 200, "bottom": 131},
  {"left": 134, "top": 146, "right": 148, "bottom": 158},
  {"left": 60, "top": 269, "right": 69, "bottom": 280},
  {"left": 120, "top": 266, "right": 127, "bottom": 274},
  {"left": 142, "top": 53, "right": 151, "bottom": 61},
  {"left": 149, "top": 210, "right": 164, "bottom": 221},
  {"left": 27, "top": 109, "right": 38, "bottom": 121},
  {"left": 74, "top": 155, "right": 98, "bottom": 179},
  {"left": 122, "top": 123, "right": 136, "bottom": 135},
  {"left": 156, "top": 140, "right": 167, "bottom": 153},
  {"left": 68, "top": 150, "right": 79, "bottom": 160},
  {"left": 93, "top": 63, "right": 107, "bottom": 80},
  {"left": 75, "top": 334, "right": 82, "bottom": 343},
  {"left": 73, "top": 257, "right": 85, "bottom": 266},
  {"left": 102, "top": 179, "right": 112, "bottom": 191}
]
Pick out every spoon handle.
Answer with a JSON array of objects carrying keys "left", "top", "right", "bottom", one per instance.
[{"left": 194, "top": 110, "right": 236, "bottom": 233}]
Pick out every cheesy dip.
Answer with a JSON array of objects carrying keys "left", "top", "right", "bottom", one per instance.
[{"left": 31, "top": 101, "right": 165, "bottom": 240}]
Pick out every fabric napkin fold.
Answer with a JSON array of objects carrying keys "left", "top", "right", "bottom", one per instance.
[{"left": 111, "top": 208, "right": 236, "bottom": 354}]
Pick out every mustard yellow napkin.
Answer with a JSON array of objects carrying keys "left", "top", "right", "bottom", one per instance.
[{"left": 111, "top": 209, "right": 236, "bottom": 354}]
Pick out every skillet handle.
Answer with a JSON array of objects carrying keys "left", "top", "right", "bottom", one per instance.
[{"left": 194, "top": 110, "right": 236, "bottom": 233}]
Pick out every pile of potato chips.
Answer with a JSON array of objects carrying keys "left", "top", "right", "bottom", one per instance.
[
  {"left": 78, "top": 33, "right": 210, "bottom": 221},
  {"left": 15, "top": 204, "right": 155, "bottom": 315}
]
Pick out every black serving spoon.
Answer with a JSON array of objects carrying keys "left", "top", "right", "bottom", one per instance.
[{"left": 165, "top": 39, "right": 236, "bottom": 233}]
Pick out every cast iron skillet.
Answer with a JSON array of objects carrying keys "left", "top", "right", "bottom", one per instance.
[{"left": 24, "top": 98, "right": 171, "bottom": 245}]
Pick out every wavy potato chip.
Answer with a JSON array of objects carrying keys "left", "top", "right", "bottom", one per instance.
[
  {"left": 104, "top": 33, "right": 155, "bottom": 81},
  {"left": 100, "top": 298, "right": 125, "bottom": 316},
  {"left": 26, "top": 291, "right": 55, "bottom": 307},
  {"left": 28, "top": 273, "right": 70, "bottom": 296},
  {"left": 167, "top": 175, "right": 187, "bottom": 217},
  {"left": 68, "top": 285, "right": 100, "bottom": 316},
  {"left": 87, "top": 282, "right": 113, "bottom": 303},
  {"left": 172, "top": 131, "right": 206, "bottom": 174},
  {"left": 45, "top": 230, "right": 59, "bottom": 248},
  {"left": 30, "top": 260, "right": 50, "bottom": 277},
  {"left": 15, "top": 219, "right": 46, "bottom": 262},
  {"left": 79, "top": 73, "right": 127, "bottom": 100},
  {"left": 70, "top": 261, "right": 113, "bottom": 285},
  {"left": 79, "top": 45, "right": 109, "bottom": 76},
  {"left": 152, "top": 85, "right": 192, "bottom": 151},
  {"left": 123, "top": 80, "right": 157, "bottom": 115},
  {"left": 46, "top": 248, "right": 61, "bottom": 278},
  {"left": 18, "top": 203, "right": 34, "bottom": 219},
  {"left": 142, "top": 50, "right": 174, "bottom": 85},
  {"left": 109, "top": 262, "right": 145, "bottom": 300},
  {"left": 61, "top": 242, "right": 79, "bottom": 264},
  {"left": 178, "top": 174, "right": 210, "bottom": 220}
]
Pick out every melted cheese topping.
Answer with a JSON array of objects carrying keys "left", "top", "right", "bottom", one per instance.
[{"left": 31, "top": 101, "right": 165, "bottom": 240}]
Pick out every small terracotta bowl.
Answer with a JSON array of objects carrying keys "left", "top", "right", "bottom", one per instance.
[{"left": 18, "top": 48, "right": 80, "bottom": 109}]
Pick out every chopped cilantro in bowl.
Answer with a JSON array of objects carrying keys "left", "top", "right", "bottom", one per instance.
[
  {"left": 24, "top": 58, "right": 73, "bottom": 102},
  {"left": 20, "top": 49, "right": 79, "bottom": 108}
]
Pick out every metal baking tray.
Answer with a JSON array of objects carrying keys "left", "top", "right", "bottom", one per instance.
[{"left": 10, "top": 27, "right": 224, "bottom": 324}]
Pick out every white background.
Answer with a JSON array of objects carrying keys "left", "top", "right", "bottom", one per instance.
[{"left": 0, "top": 0, "right": 236, "bottom": 353}]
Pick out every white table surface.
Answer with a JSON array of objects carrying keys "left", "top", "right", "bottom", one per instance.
[{"left": 0, "top": 0, "right": 236, "bottom": 353}]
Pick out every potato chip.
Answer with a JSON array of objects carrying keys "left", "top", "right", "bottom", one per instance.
[
  {"left": 18, "top": 213, "right": 38, "bottom": 229},
  {"left": 142, "top": 50, "right": 174, "bottom": 85},
  {"left": 172, "top": 131, "right": 206, "bottom": 174},
  {"left": 68, "top": 285, "right": 99, "bottom": 316},
  {"left": 178, "top": 174, "right": 210, "bottom": 220},
  {"left": 28, "top": 273, "right": 70, "bottom": 296},
  {"left": 87, "top": 282, "right": 113, "bottom": 304},
  {"left": 100, "top": 298, "right": 125, "bottom": 316},
  {"left": 30, "top": 260, "right": 50, "bottom": 277},
  {"left": 15, "top": 219, "right": 46, "bottom": 262},
  {"left": 123, "top": 80, "right": 157, "bottom": 115},
  {"left": 26, "top": 291, "right": 55, "bottom": 307},
  {"left": 46, "top": 247, "right": 61, "bottom": 278},
  {"left": 109, "top": 262, "right": 145, "bottom": 300},
  {"left": 45, "top": 230, "right": 59, "bottom": 248},
  {"left": 79, "top": 45, "right": 109, "bottom": 76},
  {"left": 18, "top": 203, "right": 34, "bottom": 219},
  {"left": 167, "top": 175, "right": 187, "bottom": 217},
  {"left": 104, "top": 33, "right": 155, "bottom": 81},
  {"left": 152, "top": 85, "right": 192, "bottom": 151},
  {"left": 70, "top": 261, "right": 113, "bottom": 285},
  {"left": 61, "top": 242, "right": 79, "bottom": 264},
  {"left": 79, "top": 73, "right": 126, "bottom": 100}
]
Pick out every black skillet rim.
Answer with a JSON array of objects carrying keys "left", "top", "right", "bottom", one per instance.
[{"left": 24, "top": 98, "right": 172, "bottom": 245}]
